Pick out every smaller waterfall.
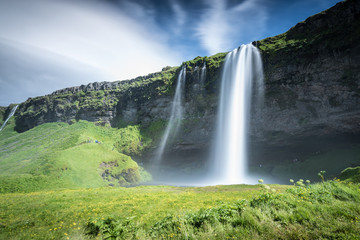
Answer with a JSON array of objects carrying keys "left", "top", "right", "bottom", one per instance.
[
  {"left": 200, "top": 62, "right": 206, "bottom": 92},
  {"left": 154, "top": 66, "right": 186, "bottom": 163},
  {"left": 0, "top": 105, "right": 19, "bottom": 131}
]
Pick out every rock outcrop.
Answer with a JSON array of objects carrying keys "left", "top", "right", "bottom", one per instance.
[{"left": 256, "top": 0, "right": 360, "bottom": 145}]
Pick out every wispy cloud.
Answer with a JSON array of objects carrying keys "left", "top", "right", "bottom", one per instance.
[
  {"left": 0, "top": 0, "right": 183, "bottom": 105},
  {"left": 196, "top": 0, "right": 268, "bottom": 55},
  {"left": 170, "top": 0, "right": 187, "bottom": 35}
]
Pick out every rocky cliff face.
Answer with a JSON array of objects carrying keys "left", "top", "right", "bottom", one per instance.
[
  {"left": 255, "top": 0, "right": 360, "bottom": 145},
  {"left": 9, "top": 0, "right": 360, "bottom": 168}
]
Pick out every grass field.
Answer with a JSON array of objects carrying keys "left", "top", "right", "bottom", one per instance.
[
  {"left": 0, "top": 181, "right": 359, "bottom": 239},
  {"left": 0, "top": 184, "right": 276, "bottom": 239}
]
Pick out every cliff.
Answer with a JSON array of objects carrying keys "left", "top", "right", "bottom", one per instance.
[
  {"left": 6, "top": 0, "right": 360, "bottom": 171},
  {"left": 256, "top": 0, "right": 360, "bottom": 144}
]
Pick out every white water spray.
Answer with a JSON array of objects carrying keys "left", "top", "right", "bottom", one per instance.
[
  {"left": 154, "top": 66, "right": 186, "bottom": 163},
  {"left": 211, "top": 44, "right": 264, "bottom": 184},
  {"left": 200, "top": 61, "right": 206, "bottom": 91},
  {"left": 0, "top": 105, "right": 19, "bottom": 131}
]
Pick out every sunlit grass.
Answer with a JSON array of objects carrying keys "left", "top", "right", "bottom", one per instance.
[
  {"left": 0, "top": 184, "right": 276, "bottom": 239},
  {"left": 0, "top": 120, "right": 151, "bottom": 193}
]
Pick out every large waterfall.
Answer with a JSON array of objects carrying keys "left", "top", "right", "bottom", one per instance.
[
  {"left": 211, "top": 44, "right": 264, "bottom": 184},
  {"left": 0, "top": 105, "right": 19, "bottom": 131},
  {"left": 154, "top": 66, "right": 186, "bottom": 163}
]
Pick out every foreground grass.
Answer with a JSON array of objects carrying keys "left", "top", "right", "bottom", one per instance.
[
  {"left": 0, "top": 184, "right": 277, "bottom": 239},
  {"left": 1, "top": 181, "right": 360, "bottom": 239},
  {"left": 86, "top": 181, "right": 360, "bottom": 240}
]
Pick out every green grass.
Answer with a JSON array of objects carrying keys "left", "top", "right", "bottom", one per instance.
[
  {"left": 88, "top": 181, "right": 360, "bottom": 239},
  {"left": 0, "top": 181, "right": 359, "bottom": 239},
  {"left": 0, "top": 184, "right": 274, "bottom": 239},
  {"left": 340, "top": 166, "right": 360, "bottom": 183},
  {"left": 0, "top": 120, "right": 152, "bottom": 193}
]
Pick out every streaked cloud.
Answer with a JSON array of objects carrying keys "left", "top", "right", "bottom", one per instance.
[
  {"left": 0, "top": 0, "right": 182, "bottom": 105},
  {"left": 196, "top": 0, "right": 267, "bottom": 55},
  {"left": 171, "top": 0, "right": 187, "bottom": 35}
]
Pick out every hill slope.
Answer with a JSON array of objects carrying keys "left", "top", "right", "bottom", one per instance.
[{"left": 0, "top": 118, "right": 151, "bottom": 193}]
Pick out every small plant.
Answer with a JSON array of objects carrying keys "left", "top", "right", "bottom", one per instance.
[
  {"left": 296, "top": 179, "right": 305, "bottom": 187},
  {"left": 289, "top": 179, "right": 294, "bottom": 185},
  {"left": 318, "top": 171, "right": 326, "bottom": 182},
  {"left": 258, "top": 179, "right": 264, "bottom": 183}
]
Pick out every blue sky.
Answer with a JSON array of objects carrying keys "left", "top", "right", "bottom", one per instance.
[{"left": 0, "top": 0, "right": 342, "bottom": 106}]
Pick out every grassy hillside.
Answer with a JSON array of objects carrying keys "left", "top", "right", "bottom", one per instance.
[{"left": 0, "top": 118, "right": 152, "bottom": 193}]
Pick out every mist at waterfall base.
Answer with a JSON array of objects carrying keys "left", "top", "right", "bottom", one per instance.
[{"left": 149, "top": 44, "right": 267, "bottom": 186}]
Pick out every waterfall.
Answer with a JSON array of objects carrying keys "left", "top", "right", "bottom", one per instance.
[
  {"left": 211, "top": 44, "right": 264, "bottom": 184},
  {"left": 0, "top": 105, "right": 19, "bottom": 131},
  {"left": 154, "top": 66, "right": 186, "bottom": 163},
  {"left": 200, "top": 61, "right": 206, "bottom": 91}
]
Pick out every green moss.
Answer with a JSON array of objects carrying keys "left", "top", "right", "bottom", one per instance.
[
  {"left": 0, "top": 106, "right": 7, "bottom": 126},
  {"left": 142, "top": 120, "right": 167, "bottom": 142},
  {"left": 113, "top": 125, "right": 152, "bottom": 156}
]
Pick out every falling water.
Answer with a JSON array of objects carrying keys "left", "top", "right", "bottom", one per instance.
[
  {"left": 200, "top": 61, "right": 206, "bottom": 92},
  {"left": 211, "top": 44, "right": 264, "bottom": 184},
  {"left": 0, "top": 105, "right": 19, "bottom": 131},
  {"left": 154, "top": 66, "right": 186, "bottom": 163}
]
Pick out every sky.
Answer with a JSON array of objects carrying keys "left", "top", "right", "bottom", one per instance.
[{"left": 0, "top": 0, "right": 342, "bottom": 106}]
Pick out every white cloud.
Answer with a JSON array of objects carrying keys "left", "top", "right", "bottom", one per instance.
[
  {"left": 0, "top": 0, "right": 182, "bottom": 82},
  {"left": 196, "top": 0, "right": 268, "bottom": 55},
  {"left": 171, "top": 0, "right": 187, "bottom": 35}
]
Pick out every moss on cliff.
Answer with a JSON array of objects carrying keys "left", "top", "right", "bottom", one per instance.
[
  {"left": 14, "top": 66, "right": 182, "bottom": 132},
  {"left": 0, "top": 106, "right": 6, "bottom": 126},
  {"left": 113, "top": 125, "right": 152, "bottom": 156},
  {"left": 258, "top": 0, "right": 360, "bottom": 78}
]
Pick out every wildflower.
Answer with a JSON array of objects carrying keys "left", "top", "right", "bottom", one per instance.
[
  {"left": 258, "top": 179, "right": 264, "bottom": 183},
  {"left": 289, "top": 179, "right": 294, "bottom": 183}
]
